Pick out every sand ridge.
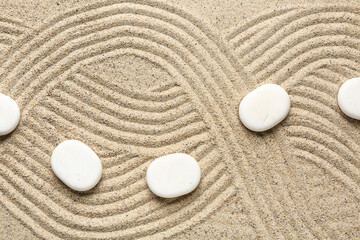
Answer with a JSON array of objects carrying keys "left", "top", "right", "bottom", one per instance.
[{"left": 0, "top": 0, "right": 359, "bottom": 239}]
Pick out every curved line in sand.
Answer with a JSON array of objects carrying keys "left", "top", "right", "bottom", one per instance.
[
  {"left": 0, "top": 0, "right": 326, "bottom": 234},
  {"left": 285, "top": 110, "right": 360, "bottom": 156},
  {"left": 293, "top": 147, "right": 360, "bottom": 196},
  {"left": 0, "top": 0, "right": 252, "bottom": 216},
  {"left": 0, "top": 1, "right": 331, "bottom": 239},
  {"left": 288, "top": 125, "right": 359, "bottom": 170},
  {"left": 0, "top": 6, "right": 268, "bottom": 240},
  {"left": 0, "top": 142, "right": 228, "bottom": 231},
  {"left": 0, "top": 1, "right": 243, "bottom": 92},
  {"left": 0, "top": 166, "right": 233, "bottom": 239},
  {"left": 0, "top": 17, "right": 31, "bottom": 64},
  {"left": 46, "top": 92, "right": 202, "bottom": 136},
  {"left": 0, "top": 33, "right": 17, "bottom": 45},
  {"left": 229, "top": 6, "right": 360, "bottom": 56},
  {"left": 226, "top": 7, "right": 296, "bottom": 41},
  {"left": 249, "top": 30, "right": 360, "bottom": 76},
  {"left": 280, "top": 58, "right": 360, "bottom": 89},
  {"left": 74, "top": 69, "right": 186, "bottom": 102},
  {"left": 286, "top": 98, "right": 360, "bottom": 191},
  {"left": 301, "top": 74, "right": 338, "bottom": 97},
  {"left": 0, "top": 30, "right": 233, "bottom": 236},
  {"left": 0, "top": 16, "right": 31, "bottom": 29},
  {"left": 0, "top": 22, "right": 27, "bottom": 36},
  {"left": 26, "top": 107, "right": 204, "bottom": 154},
  {"left": 227, "top": 6, "right": 360, "bottom": 238}
]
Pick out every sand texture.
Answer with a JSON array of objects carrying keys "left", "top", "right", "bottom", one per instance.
[{"left": 0, "top": 0, "right": 359, "bottom": 239}]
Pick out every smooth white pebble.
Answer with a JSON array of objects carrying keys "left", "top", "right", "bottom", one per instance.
[
  {"left": 146, "top": 153, "right": 201, "bottom": 198},
  {"left": 0, "top": 93, "right": 20, "bottom": 136},
  {"left": 239, "top": 84, "right": 290, "bottom": 132},
  {"left": 338, "top": 77, "right": 360, "bottom": 120},
  {"left": 51, "top": 140, "right": 102, "bottom": 191}
]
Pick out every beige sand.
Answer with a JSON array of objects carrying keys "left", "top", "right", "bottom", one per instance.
[{"left": 0, "top": 0, "right": 359, "bottom": 239}]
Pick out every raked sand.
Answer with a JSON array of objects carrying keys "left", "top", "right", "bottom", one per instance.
[{"left": 0, "top": 0, "right": 360, "bottom": 239}]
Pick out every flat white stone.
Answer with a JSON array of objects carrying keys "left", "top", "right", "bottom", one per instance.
[
  {"left": 51, "top": 140, "right": 102, "bottom": 191},
  {"left": 0, "top": 93, "right": 20, "bottom": 136},
  {"left": 239, "top": 84, "right": 290, "bottom": 132},
  {"left": 146, "top": 153, "right": 201, "bottom": 198},
  {"left": 338, "top": 78, "right": 360, "bottom": 120}
]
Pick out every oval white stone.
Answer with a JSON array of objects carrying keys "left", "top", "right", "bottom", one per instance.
[
  {"left": 338, "top": 78, "right": 360, "bottom": 120},
  {"left": 51, "top": 140, "right": 102, "bottom": 191},
  {"left": 239, "top": 84, "right": 290, "bottom": 132},
  {"left": 146, "top": 153, "right": 201, "bottom": 198},
  {"left": 0, "top": 93, "right": 20, "bottom": 136}
]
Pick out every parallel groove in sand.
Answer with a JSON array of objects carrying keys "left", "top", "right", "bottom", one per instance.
[
  {"left": 0, "top": 3, "right": 239, "bottom": 238},
  {"left": 0, "top": 17, "right": 31, "bottom": 64},
  {"left": 1, "top": 109, "right": 228, "bottom": 235},
  {"left": 0, "top": 0, "right": 268, "bottom": 238},
  {"left": 0, "top": 142, "right": 223, "bottom": 218},
  {"left": 0, "top": 161, "right": 231, "bottom": 237},
  {"left": 4, "top": 79, "right": 217, "bottom": 197},
  {"left": 2, "top": 2, "right": 359, "bottom": 239},
  {"left": 228, "top": 6, "right": 360, "bottom": 239}
]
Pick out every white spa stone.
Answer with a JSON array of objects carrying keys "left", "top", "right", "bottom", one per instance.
[
  {"left": 146, "top": 153, "right": 201, "bottom": 198},
  {"left": 0, "top": 93, "right": 20, "bottom": 136},
  {"left": 51, "top": 140, "right": 102, "bottom": 191},
  {"left": 239, "top": 84, "right": 290, "bottom": 132},
  {"left": 338, "top": 78, "right": 360, "bottom": 120}
]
